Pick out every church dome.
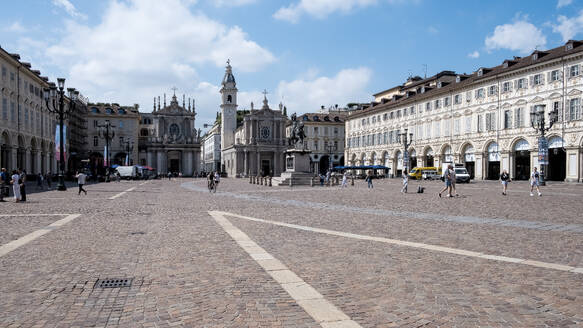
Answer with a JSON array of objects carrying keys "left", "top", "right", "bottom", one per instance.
[{"left": 222, "top": 60, "right": 236, "bottom": 86}]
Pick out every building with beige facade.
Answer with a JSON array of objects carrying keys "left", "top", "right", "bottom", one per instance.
[
  {"left": 346, "top": 40, "right": 583, "bottom": 182},
  {"left": 286, "top": 109, "right": 347, "bottom": 174},
  {"left": 86, "top": 103, "right": 139, "bottom": 175},
  {"left": 1, "top": 47, "right": 55, "bottom": 175}
]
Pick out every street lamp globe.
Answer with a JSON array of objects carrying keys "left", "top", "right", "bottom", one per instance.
[{"left": 57, "top": 78, "right": 65, "bottom": 90}]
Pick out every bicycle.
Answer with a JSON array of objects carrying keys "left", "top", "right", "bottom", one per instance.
[{"left": 208, "top": 180, "right": 216, "bottom": 193}]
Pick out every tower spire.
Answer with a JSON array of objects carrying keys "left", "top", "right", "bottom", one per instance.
[
  {"left": 164, "top": 93, "right": 166, "bottom": 107},
  {"left": 153, "top": 97, "right": 156, "bottom": 112},
  {"left": 157, "top": 96, "right": 160, "bottom": 110},
  {"left": 183, "top": 94, "right": 185, "bottom": 108}
]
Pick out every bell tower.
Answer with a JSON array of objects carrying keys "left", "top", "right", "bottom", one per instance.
[{"left": 220, "top": 59, "right": 237, "bottom": 149}]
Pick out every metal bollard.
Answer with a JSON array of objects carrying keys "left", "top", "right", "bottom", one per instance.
[
  {"left": 268, "top": 177, "right": 272, "bottom": 187},
  {"left": 310, "top": 177, "right": 314, "bottom": 187},
  {"left": 289, "top": 177, "right": 293, "bottom": 187},
  {"left": 249, "top": 176, "right": 252, "bottom": 184},
  {"left": 351, "top": 176, "right": 354, "bottom": 186},
  {"left": 260, "top": 177, "right": 264, "bottom": 185}
]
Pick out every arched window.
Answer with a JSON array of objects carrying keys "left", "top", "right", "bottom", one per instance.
[
  {"left": 118, "top": 108, "right": 126, "bottom": 114},
  {"left": 105, "top": 108, "right": 113, "bottom": 114},
  {"left": 91, "top": 107, "right": 99, "bottom": 113},
  {"left": 227, "top": 95, "right": 232, "bottom": 103},
  {"left": 140, "top": 128, "right": 149, "bottom": 137}
]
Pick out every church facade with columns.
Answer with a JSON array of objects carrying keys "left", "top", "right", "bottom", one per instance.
[
  {"left": 220, "top": 62, "right": 288, "bottom": 177},
  {"left": 137, "top": 91, "right": 201, "bottom": 176}
]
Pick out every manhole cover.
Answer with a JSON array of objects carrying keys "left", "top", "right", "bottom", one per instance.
[{"left": 95, "top": 278, "right": 133, "bottom": 288}]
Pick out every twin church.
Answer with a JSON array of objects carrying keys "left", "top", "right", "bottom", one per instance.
[{"left": 136, "top": 61, "right": 288, "bottom": 177}]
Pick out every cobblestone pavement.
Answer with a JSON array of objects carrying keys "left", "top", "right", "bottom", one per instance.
[{"left": 0, "top": 178, "right": 582, "bottom": 327}]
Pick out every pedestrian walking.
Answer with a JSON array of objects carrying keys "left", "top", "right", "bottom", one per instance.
[
  {"left": 450, "top": 166, "right": 459, "bottom": 197},
  {"left": 167, "top": 172, "right": 172, "bottom": 180},
  {"left": 438, "top": 165, "right": 453, "bottom": 198},
  {"left": 365, "top": 170, "right": 374, "bottom": 189},
  {"left": 500, "top": 169, "right": 511, "bottom": 195},
  {"left": 0, "top": 168, "right": 7, "bottom": 202},
  {"left": 19, "top": 169, "right": 27, "bottom": 202},
  {"left": 37, "top": 173, "right": 44, "bottom": 190},
  {"left": 401, "top": 169, "right": 409, "bottom": 193},
  {"left": 46, "top": 172, "right": 52, "bottom": 189},
  {"left": 214, "top": 170, "right": 220, "bottom": 191},
  {"left": 340, "top": 171, "right": 348, "bottom": 188},
  {"left": 10, "top": 170, "right": 21, "bottom": 202},
  {"left": 530, "top": 167, "right": 542, "bottom": 197},
  {"left": 76, "top": 171, "right": 87, "bottom": 195},
  {"left": 325, "top": 170, "right": 331, "bottom": 186}
]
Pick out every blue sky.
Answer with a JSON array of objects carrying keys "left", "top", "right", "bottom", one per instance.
[{"left": 1, "top": 0, "right": 583, "bottom": 128}]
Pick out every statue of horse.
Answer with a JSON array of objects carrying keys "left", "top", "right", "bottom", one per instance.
[{"left": 288, "top": 113, "right": 305, "bottom": 148}]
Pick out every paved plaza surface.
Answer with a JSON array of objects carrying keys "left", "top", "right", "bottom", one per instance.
[{"left": 0, "top": 178, "right": 582, "bottom": 327}]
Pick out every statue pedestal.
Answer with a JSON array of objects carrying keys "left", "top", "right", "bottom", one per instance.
[{"left": 272, "top": 149, "right": 314, "bottom": 186}]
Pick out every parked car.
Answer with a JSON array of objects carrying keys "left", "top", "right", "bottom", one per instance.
[
  {"left": 421, "top": 170, "right": 440, "bottom": 180},
  {"left": 454, "top": 167, "right": 471, "bottom": 183},
  {"left": 115, "top": 166, "right": 138, "bottom": 180},
  {"left": 409, "top": 167, "right": 440, "bottom": 180}
]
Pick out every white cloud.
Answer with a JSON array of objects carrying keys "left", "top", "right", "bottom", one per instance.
[
  {"left": 427, "top": 26, "right": 438, "bottom": 34},
  {"left": 275, "top": 67, "right": 372, "bottom": 112},
  {"left": 552, "top": 10, "right": 583, "bottom": 42},
  {"left": 468, "top": 51, "right": 480, "bottom": 59},
  {"left": 557, "top": 0, "right": 573, "bottom": 8},
  {"left": 39, "top": 0, "right": 275, "bottom": 123},
  {"left": 51, "top": 0, "right": 87, "bottom": 19},
  {"left": 485, "top": 19, "right": 546, "bottom": 54},
  {"left": 274, "top": 0, "right": 379, "bottom": 23},
  {"left": 212, "top": 0, "right": 257, "bottom": 6},
  {"left": 6, "top": 21, "right": 26, "bottom": 32}
]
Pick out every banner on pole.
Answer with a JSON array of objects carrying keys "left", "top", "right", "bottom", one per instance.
[
  {"left": 55, "top": 125, "right": 67, "bottom": 162},
  {"left": 103, "top": 145, "right": 108, "bottom": 167},
  {"left": 538, "top": 137, "right": 549, "bottom": 165}
]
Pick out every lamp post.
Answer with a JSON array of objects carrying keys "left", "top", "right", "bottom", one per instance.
[
  {"left": 44, "top": 78, "right": 77, "bottom": 191},
  {"left": 398, "top": 128, "right": 414, "bottom": 173},
  {"left": 124, "top": 140, "right": 134, "bottom": 166},
  {"left": 530, "top": 104, "right": 558, "bottom": 186},
  {"left": 98, "top": 120, "right": 115, "bottom": 182},
  {"left": 325, "top": 143, "right": 337, "bottom": 172}
]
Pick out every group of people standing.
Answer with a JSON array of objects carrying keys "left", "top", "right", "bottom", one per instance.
[{"left": 0, "top": 168, "right": 28, "bottom": 202}]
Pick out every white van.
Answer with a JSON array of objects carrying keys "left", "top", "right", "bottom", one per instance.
[{"left": 115, "top": 166, "right": 137, "bottom": 179}]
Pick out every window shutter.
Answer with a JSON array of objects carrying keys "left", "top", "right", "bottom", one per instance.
[
  {"left": 514, "top": 80, "right": 519, "bottom": 89},
  {"left": 514, "top": 109, "right": 519, "bottom": 128},
  {"left": 540, "top": 74, "right": 545, "bottom": 84},
  {"left": 559, "top": 101, "right": 563, "bottom": 122},
  {"left": 559, "top": 70, "right": 563, "bottom": 81},
  {"left": 529, "top": 76, "right": 534, "bottom": 87}
]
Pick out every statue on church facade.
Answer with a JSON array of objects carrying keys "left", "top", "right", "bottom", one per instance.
[{"left": 288, "top": 113, "right": 305, "bottom": 148}]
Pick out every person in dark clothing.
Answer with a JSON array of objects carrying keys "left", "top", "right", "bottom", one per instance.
[
  {"left": 500, "top": 169, "right": 511, "bottom": 195},
  {"left": 19, "top": 169, "right": 27, "bottom": 202}
]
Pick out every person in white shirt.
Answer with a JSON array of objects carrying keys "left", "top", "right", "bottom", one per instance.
[
  {"left": 530, "top": 167, "right": 542, "bottom": 197},
  {"left": 76, "top": 171, "right": 87, "bottom": 195},
  {"left": 11, "top": 170, "right": 21, "bottom": 202},
  {"left": 401, "top": 169, "right": 409, "bottom": 193},
  {"left": 214, "top": 171, "right": 220, "bottom": 189},
  {"left": 340, "top": 172, "right": 348, "bottom": 188}
]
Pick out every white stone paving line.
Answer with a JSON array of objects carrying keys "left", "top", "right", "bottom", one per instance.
[
  {"left": 0, "top": 214, "right": 82, "bottom": 258},
  {"left": 208, "top": 211, "right": 362, "bottom": 328},
  {"left": 212, "top": 210, "right": 583, "bottom": 275},
  {"left": 108, "top": 187, "right": 136, "bottom": 200}
]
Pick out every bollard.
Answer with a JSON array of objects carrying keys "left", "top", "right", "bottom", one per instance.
[
  {"left": 351, "top": 176, "right": 354, "bottom": 186},
  {"left": 268, "top": 177, "right": 272, "bottom": 187},
  {"left": 289, "top": 177, "right": 293, "bottom": 187},
  {"left": 249, "top": 176, "right": 252, "bottom": 184},
  {"left": 310, "top": 177, "right": 314, "bottom": 187},
  {"left": 260, "top": 177, "right": 264, "bottom": 185}
]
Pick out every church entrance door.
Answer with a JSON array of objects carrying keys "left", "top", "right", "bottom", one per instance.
[
  {"left": 167, "top": 151, "right": 181, "bottom": 174},
  {"left": 261, "top": 160, "right": 271, "bottom": 177}
]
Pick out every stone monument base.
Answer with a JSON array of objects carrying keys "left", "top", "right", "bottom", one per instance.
[{"left": 271, "top": 148, "right": 315, "bottom": 186}]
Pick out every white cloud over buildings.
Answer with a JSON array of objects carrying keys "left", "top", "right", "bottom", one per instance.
[{"left": 485, "top": 19, "right": 546, "bottom": 54}]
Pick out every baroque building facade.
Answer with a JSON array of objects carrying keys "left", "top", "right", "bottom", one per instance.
[
  {"left": 137, "top": 93, "right": 201, "bottom": 175},
  {"left": 346, "top": 40, "right": 583, "bottom": 182},
  {"left": 1, "top": 47, "right": 56, "bottom": 175},
  {"left": 286, "top": 109, "right": 347, "bottom": 174},
  {"left": 220, "top": 62, "right": 288, "bottom": 177}
]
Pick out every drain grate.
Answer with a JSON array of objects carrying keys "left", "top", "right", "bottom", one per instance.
[
  {"left": 130, "top": 231, "right": 146, "bottom": 235},
  {"left": 95, "top": 278, "right": 133, "bottom": 288}
]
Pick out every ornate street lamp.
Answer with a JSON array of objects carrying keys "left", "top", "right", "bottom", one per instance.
[
  {"left": 530, "top": 104, "right": 558, "bottom": 186},
  {"left": 124, "top": 140, "right": 134, "bottom": 166},
  {"left": 325, "top": 143, "right": 337, "bottom": 171},
  {"left": 98, "top": 120, "right": 115, "bottom": 182},
  {"left": 44, "top": 78, "right": 77, "bottom": 191},
  {"left": 398, "top": 128, "right": 414, "bottom": 173}
]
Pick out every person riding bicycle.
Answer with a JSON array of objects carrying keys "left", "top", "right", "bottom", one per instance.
[{"left": 213, "top": 171, "right": 220, "bottom": 189}]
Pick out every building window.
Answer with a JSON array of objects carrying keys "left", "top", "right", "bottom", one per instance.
[
  {"left": 465, "top": 116, "right": 471, "bottom": 133},
  {"left": 477, "top": 114, "right": 484, "bottom": 132},
  {"left": 569, "top": 98, "right": 581, "bottom": 121},
  {"left": 313, "top": 140, "right": 318, "bottom": 150},
  {"left": 93, "top": 136, "right": 98, "bottom": 146},
  {"left": 514, "top": 107, "right": 524, "bottom": 128},
  {"left": 334, "top": 140, "right": 338, "bottom": 150},
  {"left": 389, "top": 112, "right": 394, "bottom": 119},
  {"left": 383, "top": 113, "right": 387, "bottom": 120},
  {"left": 425, "top": 123, "right": 431, "bottom": 139},
  {"left": 550, "top": 70, "right": 561, "bottom": 82},
  {"left": 1, "top": 98, "right": 6, "bottom": 120},
  {"left": 426, "top": 102, "right": 431, "bottom": 111},
  {"left": 314, "top": 127, "right": 319, "bottom": 135},
  {"left": 444, "top": 97, "right": 450, "bottom": 107},
  {"left": 434, "top": 121, "right": 440, "bottom": 137},
  {"left": 502, "top": 81, "right": 512, "bottom": 93},
  {"left": 475, "top": 88, "right": 485, "bottom": 98},
  {"left": 533, "top": 74, "right": 543, "bottom": 85},
  {"left": 334, "top": 127, "right": 338, "bottom": 135},
  {"left": 504, "top": 110, "right": 512, "bottom": 129},
  {"left": 454, "top": 94, "right": 461, "bottom": 104},
  {"left": 434, "top": 99, "right": 441, "bottom": 109},
  {"left": 410, "top": 106, "right": 415, "bottom": 115},
  {"left": 119, "top": 137, "right": 124, "bottom": 147},
  {"left": 372, "top": 116, "right": 376, "bottom": 124},
  {"left": 554, "top": 101, "right": 563, "bottom": 122},
  {"left": 466, "top": 91, "right": 472, "bottom": 102},
  {"left": 486, "top": 112, "right": 496, "bottom": 131},
  {"left": 454, "top": 119, "right": 460, "bottom": 135},
  {"left": 488, "top": 85, "right": 497, "bottom": 96},
  {"left": 24, "top": 107, "right": 29, "bottom": 129},
  {"left": 383, "top": 132, "right": 387, "bottom": 144},
  {"left": 570, "top": 65, "right": 580, "bottom": 78},
  {"left": 94, "top": 120, "right": 98, "bottom": 127},
  {"left": 517, "top": 78, "right": 527, "bottom": 89}
]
